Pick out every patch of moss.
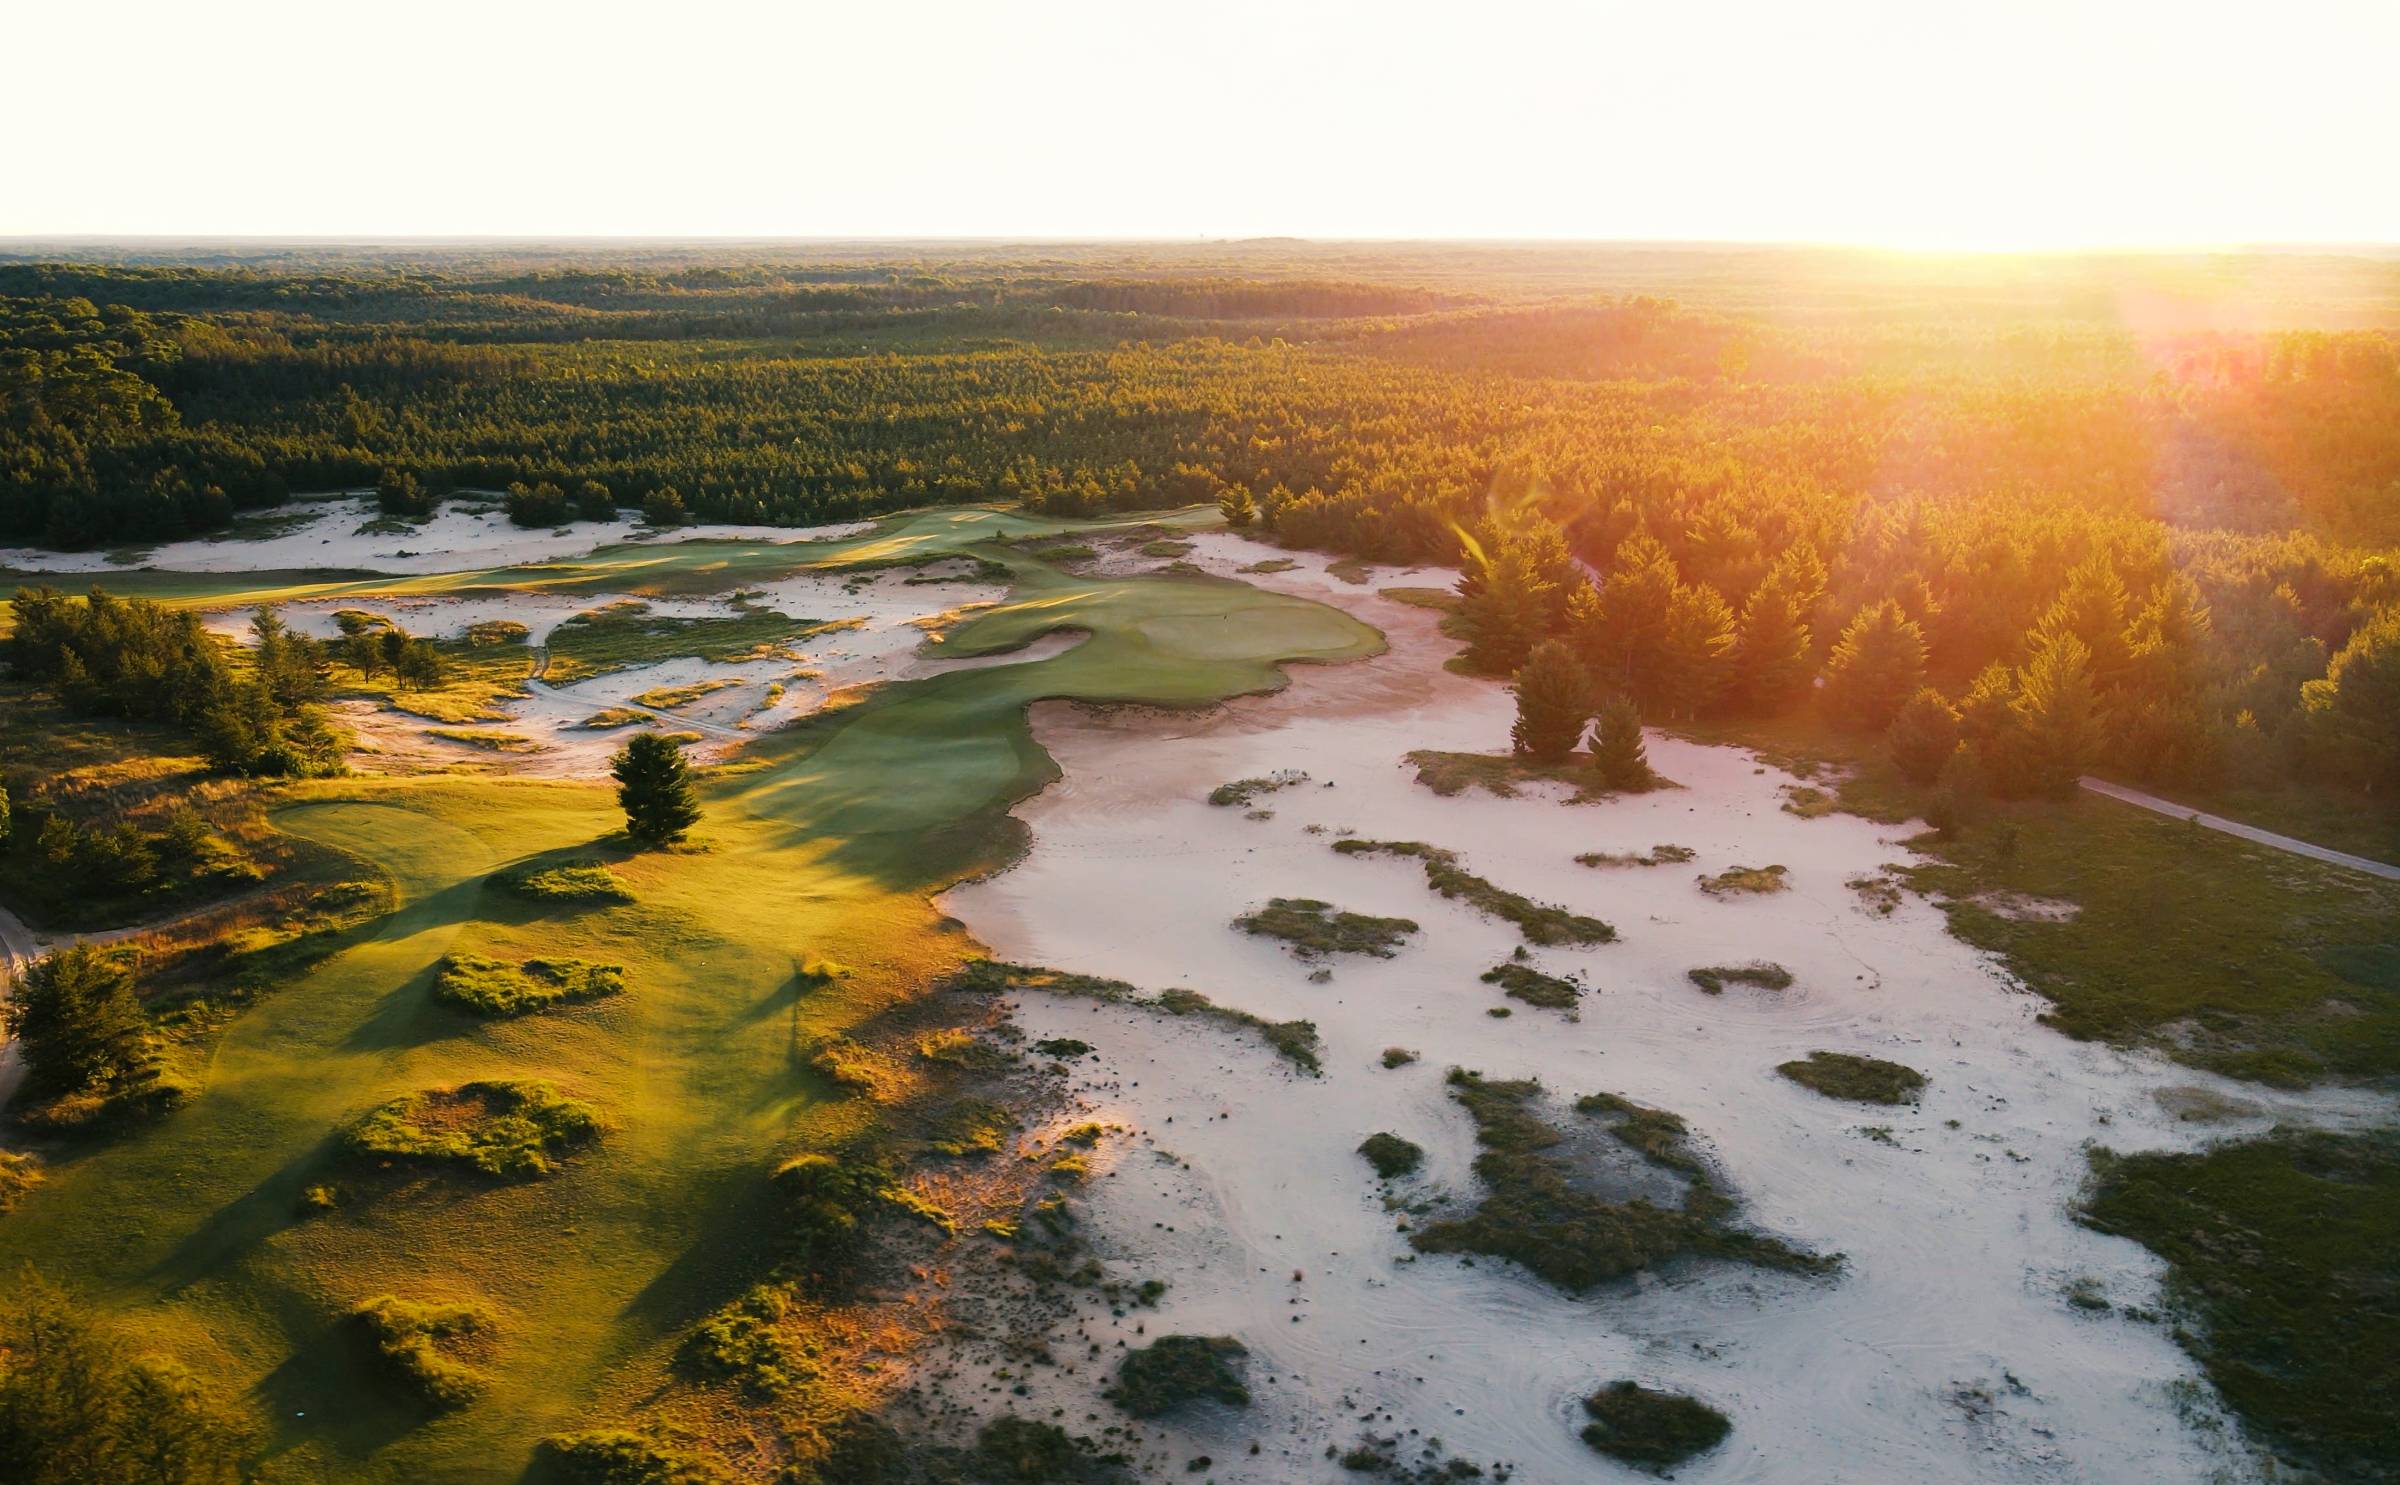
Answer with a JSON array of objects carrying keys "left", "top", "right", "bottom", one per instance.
[
  {"left": 1776, "top": 1051, "right": 1926, "bottom": 1105},
  {"left": 1697, "top": 863, "right": 1790, "bottom": 896},
  {"left": 1410, "top": 1071, "right": 1827, "bottom": 1294},
  {"left": 1575, "top": 844, "right": 1695, "bottom": 868},
  {"left": 1481, "top": 962, "right": 1581, "bottom": 1009},
  {"left": 1334, "top": 840, "right": 1615, "bottom": 946},
  {"left": 432, "top": 953, "right": 624, "bottom": 1017},
  {"left": 1359, "top": 1132, "right": 1424, "bottom": 1179},
  {"left": 1579, "top": 1381, "right": 1731, "bottom": 1471},
  {"left": 492, "top": 859, "right": 634, "bottom": 904},
  {"left": 1685, "top": 962, "right": 1792, "bottom": 995},
  {"left": 345, "top": 1080, "right": 602, "bottom": 1179},
  {"left": 1208, "top": 769, "right": 1309, "bottom": 807},
  {"left": 2080, "top": 1129, "right": 2400, "bottom": 1482},
  {"left": 350, "top": 1294, "right": 492, "bottom": 1409},
  {"left": 1235, "top": 897, "right": 1419, "bottom": 959},
  {"left": 1109, "top": 1334, "right": 1251, "bottom": 1416}
]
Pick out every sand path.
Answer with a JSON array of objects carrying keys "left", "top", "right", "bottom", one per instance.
[{"left": 2080, "top": 776, "right": 2400, "bottom": 881}]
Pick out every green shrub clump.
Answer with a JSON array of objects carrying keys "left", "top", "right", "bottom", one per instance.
[
  {"left": 1579, "top": 1380, "right": 1731, "bottom": 1470},
  {"left": 349, "top": 1295, "right": 492, "bottom": 1408},
  {"left": 1697, "top": 863, "right": 1790, "bottom": 896},
  {"left": 1482, "top": 961, "right": 1581, "bottom": 1008},
  {"left": 1235, "top": 897, "right": 1419, "bottom": 958},
  {"left": 540, "top": 1430, "right": 733, "bottom": 1485},
  {"left": 1776, "top": 1051, "right": 1927, "bottom": 1105},
  {"left": 492, "top": 859, "right": 634, "bottom": 903},
  {"left": 1686, "top": 962, "right": 1793, "bottom": 995},
  {"left": 345, "top": 1080, "right": 602, "bottom": 1178},
  {"left": 1109, "top": 1335, "right": 1250, "bottom": 1416},
  {"left": 1358, "top": 1132, "right": 1424, "bottom": 1179},
  {"left": 432, "top": 953, "right": 624, "bottom": 1016}
]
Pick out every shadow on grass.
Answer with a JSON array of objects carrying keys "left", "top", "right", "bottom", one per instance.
[
  {"left": 149, "top": 1129, "right": 353, "bottom": 1293},
  {"left": 253, "top": 1313, "right": 429, "bottom": 1464}
]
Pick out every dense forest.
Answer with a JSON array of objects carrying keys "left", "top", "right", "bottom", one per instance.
[{"left": 3, "top": 244, "right": 2396, "bottom": 797}]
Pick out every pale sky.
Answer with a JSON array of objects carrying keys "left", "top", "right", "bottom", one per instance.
[{"left": 9, "top": 0, "right": 2396, "bottom": 247}]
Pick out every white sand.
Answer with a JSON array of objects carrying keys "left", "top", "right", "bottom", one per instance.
[
  {"left": 934, "top": 536, "right": 2387, "bottom": 1483},
  {"left": 0, "top": 493, "right": 875, "bottom": 577}
]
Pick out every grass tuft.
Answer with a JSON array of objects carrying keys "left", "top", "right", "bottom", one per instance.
[
  {"left": 1579, "top": 1381, "right": 1732, "bottom": 1471},
  {"left": 1334, "top": 839, "right": 1614, "bottom": 945},
  {"left": 1481, "top": 961, "right": 1582, "bottom": 1009},
  {"left": 1358, "top": 1132, "right": 1424, "bottom": 1179},
  {"left": 1776, "top": 1051, "right": 1926, "bottom": 1105},
  {"left": 1686, "top": 962, "right": 1793, "bottom": 995},
  {"left": 1208, "top": 769, "right": 1309, "bottom": 807},
  {"left": 431, "top": 953, "right": 624, "bottom": 1017},
  {"left": 1235, "top": 897, "right": 1419, "bottom": 959},
  {"left": 492, "top": 859, "right": 635, "bottom": 904},
  {"left": 1576, "top": 844, "right": 1694, "bottom": 868},
  {"left": 345, "top": 1080, "right": 603, "bottom": 1179},
  {"left": 349, "top": 1295, "right": 493, "bottom": 1409},
  {"left": 1697, "top": 863, "right": 1790, "bottom": 896},
  {"left": 1109, "top": 1335, "right": 1250, "bottom": 1416}
]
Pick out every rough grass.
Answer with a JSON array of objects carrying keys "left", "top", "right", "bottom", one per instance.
[
  {"left": 1697, "top": 863, "right": 1790, "bottom": 896},
  {"left": 1481, "top": 961, "right": 1582, "bottom": 1009},
  {"left": 1575, "top": 844, "right": 1694, "bottom": 868},
  {"left": 1208, "top": 769, "right": 1309, "bottom": 807},
  {"left": 1109, "top": 1334, "right": 1250, "bottom": 1416},
  {"left": 1235, "top": 897, "right": 1419, "bottom": 959},
  {"left": 571, "top": 707, "right": 653, "bottom": 730},
  {"left": 1410, "top": 1071, "right": 1828, "bottom": 1293},
  {"left": 1405, "top": 748, "right": 1605, "bottom": 802},
  {"left": 345, "top": 1080, "right": 603, "bottom": 1178},
  {"left": 350, "top": 1295, "right": 493, "bottom": 1409},
  {"left": 432, "top": 953, "right": 625, "bottom": 1017},
  {"left": 1579, "top": 1381, "right": 1732, "bottom": 1471},
  {"left": 630, "top": 678, "right": 743, "bottom": 711},
  {"left": 1333, "top": 839, "right": 1615, "bottom": 946},
  {"left": 424, "top": 727, "right": 541, "bottom": 752},
  {"left": 0, "top": 1151, "right": 41, "bottom": 1213},
  {"left": 1358, "top": 1132, "right": 1424, "bottom": 1179},
  {"left": 2081, "top": 1130, "right": 2400, "bottom": 1483},
  {"left": 492, "top": 859, "right": 634, "bottom": 904},
  {"left": 1376, "top": 585, "right": 1458, "bottom": 612},
  {"left": 540, "top": 1430, "right": 734, "bottom": 1485},
  {"left": 1686, "top": 962, "right": 1793, "bottom": 995},
  {"left": 1776, "top": 1051, "right": 1926, "bottom": 1105},
  {"left": 1781, "top": 785, "right": 1837, "bottom": 818},
  {"left": 1239, "top": 558, "right": 1299, "bottom": 574},
  {"left": 541, "top": 601, "right": 827, "bottom": 683}
]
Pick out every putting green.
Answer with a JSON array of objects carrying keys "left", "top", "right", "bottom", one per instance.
[{"left": 0, "top": 526, "right": 1380, "bottom": 1483}]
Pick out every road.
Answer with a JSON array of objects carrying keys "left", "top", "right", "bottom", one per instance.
[{"left": 2079, "top": 776, "right": 2400, "bottom": 883}]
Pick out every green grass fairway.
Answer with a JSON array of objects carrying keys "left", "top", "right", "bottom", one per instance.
[{"left": 0, "top": 533, "right": 1378, "bottom": 1483}]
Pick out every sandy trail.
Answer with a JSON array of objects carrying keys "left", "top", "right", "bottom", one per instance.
[
  {"left": 934, "top": 535, "right": 2383, "bottom": 1483},
  {"left": 2079, "top": 776, "right": 2400, "bottom": 881}
]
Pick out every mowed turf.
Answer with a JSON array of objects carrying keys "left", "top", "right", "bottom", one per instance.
[{"left": 0, "top": 533, "right": 1378, "bottom": 1484}]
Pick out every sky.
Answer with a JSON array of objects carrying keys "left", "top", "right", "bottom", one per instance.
[{"left": 9, "top": 0, "right": 2396, "bottom": 248}]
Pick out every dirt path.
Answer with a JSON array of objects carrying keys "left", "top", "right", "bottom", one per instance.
[
  {"left": 2080, "top": 776, "right": 2400, "bottom": 882},
  {"left": 0, "top": 905, "right": 42, "bottom": 1114}
]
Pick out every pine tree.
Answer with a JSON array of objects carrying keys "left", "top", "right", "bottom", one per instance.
[
  {"left": 1458, "top": 545, "right": 1556, "bottom": 675},
  {"left": 1730, "top": 549, "right": 1818, "bottom": 713},
  {"left": 4, "top": 944, "right": 147, "bottom": 1102},
  {"left": 2300, "top": 605, "right": 2400, "bottom": 792},
  {"left": 1886, "top": 688, "right": 1961, "bottom": 784},
  {"left": 1218, "top": 483, "right": 1257, "bottom": 529},
  {"left": 2112, "top": 573, "right": 2216, "bottom": 784},
  {"left": 1585, "top": 534, "right": 1678, "bottom": 703},
  {"left": 2032, "top": 556, "right": 2131, "bottom": 692},
  {"left": 2009, "top": 633, "right": 2101, "bottom": 797},
  {"left": 1509, "top": 641, "right": 1593, "bottom": 763},
  {"left": 1654, "top": 583, "right": 1737, "bottom": 719},
  {"left": 613, "top": 732, "right": 702, "bottom": 844},
  {"left": 1821, "top": 600, "right": 1927, "bottom": 731},
  {"left": 1590, "top": 697, "right": 1653, "bottom": 791}
]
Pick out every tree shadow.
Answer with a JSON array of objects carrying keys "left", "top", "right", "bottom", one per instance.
[
  {"left": 148, "top": 1130, "right": 350, "bottom": 1293},
  {"left": 252, "top": 1316, "right": 429, "bottom": 1463}
]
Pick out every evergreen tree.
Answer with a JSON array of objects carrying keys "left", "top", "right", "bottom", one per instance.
[
  {"left": 612, "top": 732, "right": 702, "bottom": 844},
  {"left": 4, "top": 944, "right": 147, "bottom": 1102},
  {"left": 1581, "top": 534, "right": 1678, "bottom": 703},
  {"left": 1590, "top": 697, "right": 1653, "bottom": 791},
  {"left": 642, "top": 486, "right": 689, "bottom": 525},
  {"left": 1654, "top": 583, "right": 1737, "bottom": 719},
  {"left": 2031, "top": 556, "right": 2131, "bottom": 692},
  {"left": 1457, "top": 545, "right": 1556, "bottom": 675},
  {"left": 1217, "top": 483, "right": 1256, "bottom": 529},
  {"left": 1887, "top": 687, "right": 1961, "bottom": 784},
  {"left": 1821, "top": 600, "right": 1928, "bottom": 731},
  {"left": 2112, "top": 573, "right": 2217, "bottom": 784},
  {"left": 1509, "top": 640, "right": 1593, "bottom": 762},
  {"left": 1729, "top": 558, "right": 1815, "bottom": 714},
  {"left": 2300, "top": 606, "right": 2400, "bottom": 792},
  {"left": 2009, "top": 633, "right": 2101, "bottom": 797}
]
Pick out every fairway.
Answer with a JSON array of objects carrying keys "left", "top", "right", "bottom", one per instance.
[{"left": 0, "top": 530, "right": 1381, "bottom": 1483}]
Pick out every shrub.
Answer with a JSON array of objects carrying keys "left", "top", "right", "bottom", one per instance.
[
  {"left": 1696, "top": 863, "right": 1788, "bottom": 896},
  {"left": 1686, "top": 962, "right": 1793, "bottom": 994},
  {"left": 1887, "top": 687, "right": 1962, "bottom": 784},
  {"left": 1235, "top": 897, "right": 1418, "bottom": 958},
  {"left": 432, "top": 953, "right": 624, "bottom": 1016},
  {"left": 349, "top": 1295, "right": 491, "bottom": 1408},
  {"left": 539, "top": 1431, "right": 732, "bottom": 1485},
  {"left": 1776, "top": 1051, "right": 1927, "bottom": 1105},
  {"left": 1109, "top": 1335, "right": 1250, "bottom": 1416},
  {"left": 676, "top": 1287, "right": 811, "bottom": 1397},
  {"left": 1481, "top": 961, "right": 1580, "bottom": 1008},
  {"left": 493, "top": 859, "right": 634, "bottom": 903},
  {"left": 1358, "top": 1133, "right": 1424, "bottom": 1179},
  {"left": 0, "top": 1151, "right": 42, "bottom": 1213},
  {"left": 1380, "top": 1047, "right": 1419, "bottom": 1068},
  {"left": 345, "top": 1080, "right": 602, "bottom": 1178},
  {"left": 1579, "top": 1381, "right": 1731, "bottom": 1470},
  {"left": 1207, "top": 770, "right": 1308, "bottom": 807}
]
